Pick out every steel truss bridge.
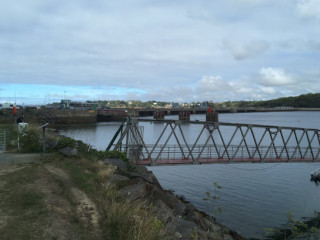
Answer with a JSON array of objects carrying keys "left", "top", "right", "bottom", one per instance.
[{"left": 107, "top": 118, "right": 320, "bottom": 165}]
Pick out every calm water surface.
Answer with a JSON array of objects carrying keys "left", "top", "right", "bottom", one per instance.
[{"left": 59, "top": 111, "right": 320, "bottom": 239}]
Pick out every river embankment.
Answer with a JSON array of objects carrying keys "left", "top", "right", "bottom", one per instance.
[
  {"left": 0, "top": 150, "right": 244, "bottom": 240},
  {"left": 103, "top": 157, "right": 244, "bottom": 240},
  {"left": 2, "top": 107, "right": 320, "bottom": 126}
]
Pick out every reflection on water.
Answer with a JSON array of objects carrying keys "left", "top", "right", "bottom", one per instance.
[{"left": 59, "top": 112, "right": 320, "bottom": 239}]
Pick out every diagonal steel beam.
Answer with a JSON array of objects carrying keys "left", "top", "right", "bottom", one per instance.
[
  {"left": 262, "top": 128, "right": 279, "bottom": 161},
  {"left": 303, "top": 130, "right": 316, "bottom": 159},
  {"left": 268, "top": 128, "right": 280, "bottom": 158},
  {"left": 169, "top": 122, "right": 187, "bottom": 159},
  {"left": 252, "top": 128, "right": 268, "bottom": 160},
  {"left": 291, "top": 130, "right": 305, "bottom": 159},
  {"left": 128, "top": 126, "right": 148, "bottom": 161},
  {"left": 188, "top": 125, "right": 206, "bottom": 159},
  {"left": 155, "top": 123, "right": 177, "bottom": 161},
  {"left": 315, "top": 131, "right": 320, "bottom": 160},
  {"left": 113, "top": 123, "right": 130, "bottom": 151},
  {"left": 249, "top": 126, "right": 262, "bottom": 160},
  {"left": 195, "top": 124, "right": 219, "bottom": 161},
  {"left": 221, "top": 126, "right": 239, "bottom": 159},
  {"left": 208, "top": 127, "right": 222, "bottom": 159},
  {"left": 216, "top": 125, "right": 232, "bottom": 161},
  {"left": 239, "top": 126, "right": 252, "bottom": 158},
  {"left": 231, "top": 126, "right": 250, "bottom": 160},
  {"left": 177, "top": 124, "right": 196, "bottom": 162},
  {"left": 279, "top": 129, "right": 294, "bottom": 161},
  {"left": 147, "top": 123, "right": 169, "bottom": 161}
]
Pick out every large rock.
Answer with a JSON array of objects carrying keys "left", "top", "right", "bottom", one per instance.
[
  {"left": 59, "top": 147, "right": 78, "bottom": 157},
  {"left": 103, "top": 158, "right": 127, "bottom": 169},
  {"left": 109, "top": 164, "right": 244, "bottom": 240}
]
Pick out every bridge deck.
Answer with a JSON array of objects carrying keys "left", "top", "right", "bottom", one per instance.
[{"left": 136, "top": 158, "right": 320, "bottom": 165}]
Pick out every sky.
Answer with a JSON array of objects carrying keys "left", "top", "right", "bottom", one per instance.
[{"left": 1, "top": 0, "right": 320, "bottom": 105}]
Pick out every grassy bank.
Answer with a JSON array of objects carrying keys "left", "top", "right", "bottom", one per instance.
[
  {"left": 1, "top": 124, "right": 245, "bottom": 240},
  {"left": 0, "top": 153, "right": 165, "bottom": 240},
  {"left": 1, "top": 123, "right": 164, "bottom": 239}
]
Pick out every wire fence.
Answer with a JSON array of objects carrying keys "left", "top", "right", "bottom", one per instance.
[{"left": 0, "top": 129, "right": 6, "bottom": 153}]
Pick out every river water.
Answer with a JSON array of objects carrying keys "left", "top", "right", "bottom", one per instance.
[{"left": 59, "top": 111, "right": 320, "bottom": 239}]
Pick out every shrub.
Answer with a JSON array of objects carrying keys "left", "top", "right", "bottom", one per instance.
[
  {"left": 19, "top": 128, "right": 42, "bottom": 153},
  {"left": 105, "top": 150, "right": 128, "bottom": 160},
  {"left": 55, "top": 137, "right": 76, "bottom": 150}
]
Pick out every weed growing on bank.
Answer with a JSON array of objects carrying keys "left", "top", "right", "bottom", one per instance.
[
  {"left": 265, "top": 211, "right": 320, "bottom": 239},
  {"left": 203, "top": 182, "right": 223, "bottom": 219},
  {"left": 60, "top": 156, "right": 164, "bottom": 240}
]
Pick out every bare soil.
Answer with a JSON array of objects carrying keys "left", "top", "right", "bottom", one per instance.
[{"left": 0, "top": 155, "right": 102, "bottom": 240}]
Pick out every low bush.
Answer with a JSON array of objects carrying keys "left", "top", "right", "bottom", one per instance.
[
  {"left": 55, "top": 137, "right": 76, "bottom": 149},
  {"left": 19, "top": 128, "right": 42, "bottom": 153}
]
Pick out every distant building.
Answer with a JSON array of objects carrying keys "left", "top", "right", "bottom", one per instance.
[
  {"left": 199, "top": 101, "right": 208, "bottom": 109},
  {"left": 171, "top": 102, "right": 180, "bottom": 109},
  {"left": 59, "top": 100, "right": 98, "bottom": 110},
  {"left": 60, "top": 99, "right": 71, "bottom": 108},
  {"left": 69, "top": 101, "right": 98, "bottom": 110},
  {"left": 0, "top": 103, "right": 14, "bottom": 109}
]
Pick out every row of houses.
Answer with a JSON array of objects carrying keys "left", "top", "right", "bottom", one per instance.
[
  {"left": 58, "top": 100, "right": 99, "bottom": 110},
  {"left": 57, "top": 100, "right": 211, "bottom": 110}
]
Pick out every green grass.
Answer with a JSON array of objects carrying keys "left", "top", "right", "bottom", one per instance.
[
  {"left": 0, "top": 162, "right": 91, "bottom": 240},
  {"left": 63, "top": 160, "right": 97, "bottom": 193},
  {"left": 0, "top": 165, "right": 48, "bottom": 239},
  {"left": 0, "top": 146, "right": 165, "bottom": 240},
  {"left": 1, "top": 165, "right": 39, "bottom": 187},
  {"left": 57, "top": 157, "right": 164, "bottom": 240}
]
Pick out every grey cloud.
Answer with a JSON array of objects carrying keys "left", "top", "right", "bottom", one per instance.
[
  {"left": 278, "top": 39, "right": 320, "bottom": 52},
  {"left": 296, "top": 0, "right": 320, "bottom": 19},
  {"left": 1, "top": 0, "right": 320, "bottom": 103},
  {"left": 259, "top": 68, "right": 295, "bottom": 86},
  {"left": 223, "top": 40, "right": 269, "bottom": 60}
]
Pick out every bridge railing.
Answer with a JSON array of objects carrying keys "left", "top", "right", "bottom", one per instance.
[{"left": 126, "top": 144, "right": 320, "bottom": 165}]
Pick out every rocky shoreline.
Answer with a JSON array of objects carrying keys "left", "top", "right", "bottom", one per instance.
[{"left": 104, "top": 158, "right": 244, "bottom": 240}]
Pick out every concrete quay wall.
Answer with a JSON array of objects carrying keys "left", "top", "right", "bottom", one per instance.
[{"left": 0, "top": 109, "right": 97, "bottom": 125}]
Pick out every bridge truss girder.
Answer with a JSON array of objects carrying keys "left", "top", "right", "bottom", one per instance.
[{"left": 110, "top": 118, "right": 320, "bottom": 165}]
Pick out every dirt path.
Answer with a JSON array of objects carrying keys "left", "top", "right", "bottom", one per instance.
[
  {"left": 0, "top": 153, "right": 43, "bottom": 164},
  {"left": 0, "top": 160, "right": 102, "bottom": 240},
  {"left": 44, "top": 164, "right": 101, "bottom": 239}
]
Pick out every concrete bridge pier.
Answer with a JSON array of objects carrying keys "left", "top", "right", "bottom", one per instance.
[
  {"left": 153, "top": 111, "right": 165, "bottom": 120},
  {"left": 179, "top": 111, "right": 190, "bottom": 121},
  {"left": 206, "top": 112, "right": 219, "bottom": 122}
]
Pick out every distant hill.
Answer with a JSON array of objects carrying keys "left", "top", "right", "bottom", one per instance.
[
  {"left": 230, "top": 93, "right": 320, "bottom": 108},
  {"left": 254, "top": 93, "right": 320, "bottom": 108}
]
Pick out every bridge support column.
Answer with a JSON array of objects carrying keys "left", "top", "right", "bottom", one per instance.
[
  {"left": 153, "top": 111, "right": 165, "bottom": 120},
  {"left": 206, "top": 112, "right": 219, "bottom": 122},
  {"left": 179, "top": 111, "right": 190, "bottom": 121}
]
